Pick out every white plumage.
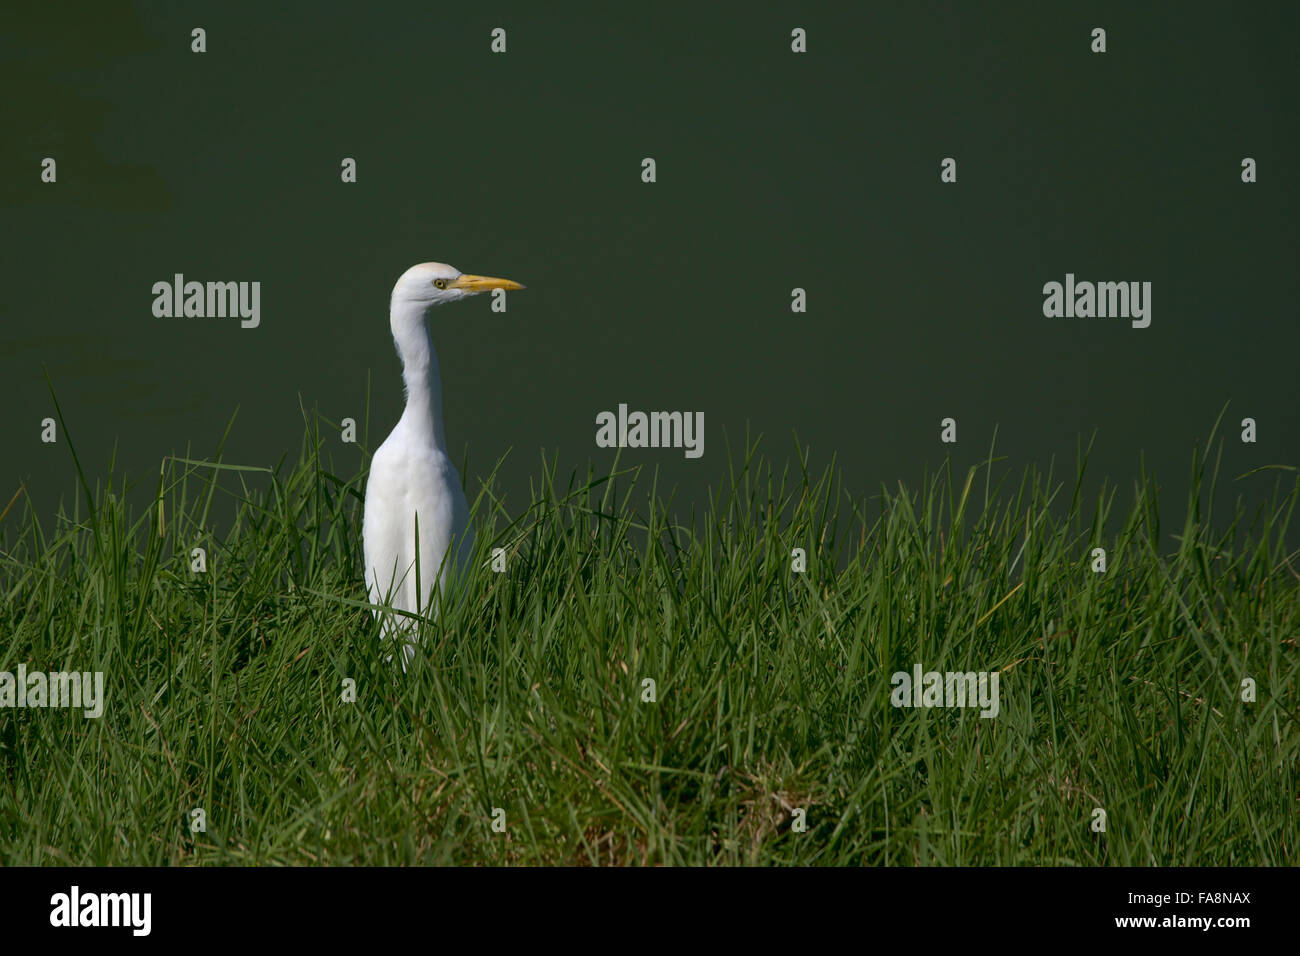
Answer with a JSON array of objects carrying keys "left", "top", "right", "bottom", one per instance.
[{"left": 363, "top": 262, "right": 524, "bottom": 667}]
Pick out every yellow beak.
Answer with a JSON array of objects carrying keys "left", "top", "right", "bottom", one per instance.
[{"left": 449, "top": 273, "right": 525, "bottom": 293}]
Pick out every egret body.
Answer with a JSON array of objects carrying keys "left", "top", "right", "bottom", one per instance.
[{"left": 363, "top": 262, "right": 523, "bottom": 666}]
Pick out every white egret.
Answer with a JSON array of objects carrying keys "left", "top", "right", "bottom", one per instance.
[{"left": 363, "top": 262, "right": 524, "bottom": 666}]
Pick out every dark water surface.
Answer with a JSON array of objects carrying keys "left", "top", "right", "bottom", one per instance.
[{"left": 2, "top": 2, "right": 1296, "bottom": 542}]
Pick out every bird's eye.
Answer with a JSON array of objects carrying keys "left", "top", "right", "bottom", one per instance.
[{"left": 433, "top": 278, "right": 448, "bottom": 290}]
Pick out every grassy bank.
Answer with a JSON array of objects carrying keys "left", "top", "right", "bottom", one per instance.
[{"left": 0, "top": 410, "right": 1296, "bottom": 865}]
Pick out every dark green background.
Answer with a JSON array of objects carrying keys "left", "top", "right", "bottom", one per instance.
[{"left": 2, "top": 2, "right": 1296, "bottom": 537}]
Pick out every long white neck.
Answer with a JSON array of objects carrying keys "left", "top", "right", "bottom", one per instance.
[{"left": 390, "top": 298, "right": 446, "bottom": 449}]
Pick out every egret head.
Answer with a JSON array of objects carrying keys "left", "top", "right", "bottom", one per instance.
[{"left": 391, "top": 262, "right": 525, "bottom": 311}]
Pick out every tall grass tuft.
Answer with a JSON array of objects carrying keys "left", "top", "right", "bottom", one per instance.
[{"left": 0, "top": 404, "right": 1296, "bottom": 865}]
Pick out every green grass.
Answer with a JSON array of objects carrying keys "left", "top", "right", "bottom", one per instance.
[{"left": 1, "top": 404, "right": 1296, "bottom": 865}]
